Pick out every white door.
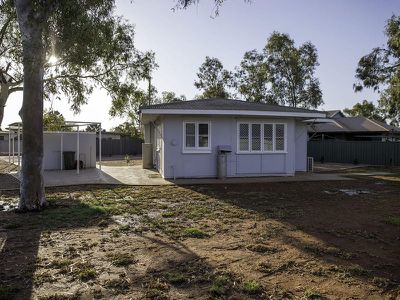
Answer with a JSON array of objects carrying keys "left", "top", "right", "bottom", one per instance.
[{"left": 155, "top": 124, "right": 163, "bottom": 173}]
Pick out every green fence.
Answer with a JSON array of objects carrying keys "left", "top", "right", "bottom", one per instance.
[{"left": 307, "top": 140, "right": 400, "bottom": 166}]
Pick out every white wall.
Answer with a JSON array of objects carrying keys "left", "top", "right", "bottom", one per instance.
[
  {"left": 43, "top": 132, "right": 96, "bottom": 170},
  {"left": 160, "top": 115, "right": 300, "bottom": 179},
  {"left": 295, "top": 122, "right": 308, "bottom": 172}
]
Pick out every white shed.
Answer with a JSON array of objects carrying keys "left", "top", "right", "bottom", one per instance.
[{"left": 7, "top": 121, "right": 102, "bottom": 173}]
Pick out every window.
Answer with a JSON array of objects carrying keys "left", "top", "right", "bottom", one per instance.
[
  {"left": 239, "top": 123, "right": 249, "bottom": 151},
  {"left": 237, "top": 122, "right": 286, "bottom": 153},
  {"left": 263, "top": 124, "right": 273, "bottom": 151},
  {"left": 183, "top": 122, "right": 211, "bottom": 152},
  {"left": 251, "top": 124, "right": 261, "bottom": 151}
]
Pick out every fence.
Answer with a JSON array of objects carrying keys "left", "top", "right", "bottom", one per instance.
[
  {"left": 308, "top": 140, "right": 400, "bottom": 166},
  {"left": 96, "top": 136, "right": 143, "bottom": 157},
  {"left": 0, "top": 140, "right": 18, "bottom": 155}
]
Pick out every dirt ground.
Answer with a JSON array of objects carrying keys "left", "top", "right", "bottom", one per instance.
[
  {"left": 99, "top": 155, "right": 142, "bottom": 167},
  {"left": 0, "top": 158, "right": 19, "bottom": 190},
  {"left": 0, "top": 175, "right": 399, "bottom": 299}
]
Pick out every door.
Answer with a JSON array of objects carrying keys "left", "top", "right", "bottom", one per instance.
[{"left": 154, "top": 123, "right": 163, "bottom": 173}]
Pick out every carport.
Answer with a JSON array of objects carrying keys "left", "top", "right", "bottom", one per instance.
[{"left": 7, "top": 121, "right": 103, "bottom": 174}]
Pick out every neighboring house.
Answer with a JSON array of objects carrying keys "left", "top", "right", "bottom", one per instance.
[
  {"left": 140, "top": 98, "right": 325, "bottom": 179},
  {"left": 309, "top": 110, "right": 400, "bottom": 141}
]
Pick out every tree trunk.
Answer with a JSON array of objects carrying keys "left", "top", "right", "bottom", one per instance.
[
  {"left": 0, "top": 83, "right": 9, "bottom": 130},
  {"left": 15, "top": 0, "right": 46, "bottom": 211}
]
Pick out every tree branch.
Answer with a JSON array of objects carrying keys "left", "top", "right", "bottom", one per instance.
[
  {"left": 9, "top": 86, "right": 23, "bottom": 93},
  {"left": 0, "top": 15, "right": 13, "bottom": 47}
]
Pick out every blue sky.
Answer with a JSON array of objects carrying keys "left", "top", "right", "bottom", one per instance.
[{"left": 3, "top": 0, "right": 399, "bottom": 130}]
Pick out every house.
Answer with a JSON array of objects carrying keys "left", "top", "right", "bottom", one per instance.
[
  {"left": 140, "top": 98, "right": 326, "bottom": 179},
  {"left": 308, "top": 110, "right": 400, "bottom": 141}
]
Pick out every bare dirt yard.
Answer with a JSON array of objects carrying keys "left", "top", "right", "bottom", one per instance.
[
  {"left": 0, "top": 158, "right": 19, "bottom": 190},
  {"left": 0, "top": 174, "right": 399, "bottom": 299},
  {"left": 99, "top": 155, "right": 142, "bottom": 167}
]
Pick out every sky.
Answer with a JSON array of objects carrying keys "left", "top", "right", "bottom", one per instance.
[{"left": 3, "top": 0, "right": 399, "bottom": 130}]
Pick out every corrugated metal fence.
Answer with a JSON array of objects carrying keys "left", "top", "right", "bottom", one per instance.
[
  {"left": 96, "top": 136, "right": 143, "bottom": 157},
  {"left": 308, "top": 140, "right": 400, "bottom": 166}
]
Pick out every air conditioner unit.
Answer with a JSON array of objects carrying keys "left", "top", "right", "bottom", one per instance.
[{"left": 307, "top": 157, "right": 314, "bottom": 172}]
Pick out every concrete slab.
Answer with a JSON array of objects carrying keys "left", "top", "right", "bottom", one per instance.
[{"left": 4, "top": 160, "right": 352, "bottom": 188}]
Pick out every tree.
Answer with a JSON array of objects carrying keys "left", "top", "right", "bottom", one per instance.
[
  {"left": 12, "top": 0, "right": 155, "bottom": 211},
  {"left": 0, "top": 1, "right": 156, "bottom": 129},
  {"left": 112, "top": 122, "right": 141, "bottom": 138},
  {"left": 10, "top": 0, "right": 246, "bottom": 211},
  {"left": 343, "top": 100, "right": 384, "bottom": 122},
  {"left": 43, "top": 110, "right": 67, "bottom": 131},
  {"left": 264, "top": 32, "right": 323, "bottom": 108},
  {"left": 355, "top": 15, "right": 400, "bottom": 126},
  {"left": 234, "top": 50, "right": 271, "bottom": 102},
  {"left": 194, "top": 56, "right": 232, "bottom": 99},
  {"left": 160, "top": 91, "right": 186, "bottom": 103}
]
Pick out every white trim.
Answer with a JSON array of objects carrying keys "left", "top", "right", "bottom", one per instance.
[
  {"left": 237, "top": 121, "right": 287, "bottom": 154},
  {"left": 142, "top": 109, "right": 325, "bottom": 118},
  {"left": 182, "top": 121, "right": 211, "bottom": 153}
]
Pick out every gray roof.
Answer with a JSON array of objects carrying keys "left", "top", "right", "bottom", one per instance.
[
  {"left": 325, "top": 110, "right": 345, "bottom": 118},
  {"left": 310, "top": 116, "right": 400, "bottom": 133},
  {"left": 141, "top": 98, "right": 324, "bottom": 114}
]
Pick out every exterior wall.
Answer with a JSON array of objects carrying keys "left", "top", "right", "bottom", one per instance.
[
  {"left": 43, "top": 132, "right": 96, "bottom": 170},
  {"left": 161, "top": 115, "right": 301, "bottom": 179},
  {"left": 295, "top": 122, "right": 307, "bottom": 171}
]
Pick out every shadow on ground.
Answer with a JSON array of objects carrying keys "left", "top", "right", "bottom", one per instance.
[{"left": 180, "top": 177, "right": 400, "bottom": 291}]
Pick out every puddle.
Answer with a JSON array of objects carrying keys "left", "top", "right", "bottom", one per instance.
[
  {"left": 0, "top": 199, "right": 19, "bottom": 212},
  {"left": 323, "top": 189, "right": 371, "bottom": 196},
  {"left": 339, "top": 189, "right": 371, "bottom": 196}
]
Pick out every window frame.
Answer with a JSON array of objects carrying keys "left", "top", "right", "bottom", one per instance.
[
  {"left": 183, "top": 121, "right": 211, "bottom": 153},
  {"left": 237, "top": 122, "right": 287, "bottom": 154}
]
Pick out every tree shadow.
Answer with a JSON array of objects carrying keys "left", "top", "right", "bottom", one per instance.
[
  {"left": 0, "top": 184, "right": 257, "bottom": 299},
  {"left": 178, "top": 179, "right": 400, "bottom": 289},
  {"left": 0, "top": 190, "right": 113, "bottom": 299}
]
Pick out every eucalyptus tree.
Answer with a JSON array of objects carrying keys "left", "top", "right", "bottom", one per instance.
[
  {"left": 234, "top": 50, "right": 271, "bottom": 103},
  {"left": 264, "top": 32, "right": 323, "bottom": 108},
  {"left": 194, "top": 56, "right": 233, "bottom": 99},
  {"left": 11, "top": 0, "right": 155, "bottom": 211},
  {"left": 10, "top": 0, "right": 247, "bottom": 211},
  {"left": 343, "top": 100, "right": 384, "bottom": 122},
  {"left": 355, "top": 15, "right": 400, "bottom": 126}
]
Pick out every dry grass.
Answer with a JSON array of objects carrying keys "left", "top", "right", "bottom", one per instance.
[{"left": 0, "top": 178, "right": 399, "bottom": 299}]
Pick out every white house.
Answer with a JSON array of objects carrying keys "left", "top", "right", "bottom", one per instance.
[{"left": 140, "top": 98, "right": 326, "bottom": 179}]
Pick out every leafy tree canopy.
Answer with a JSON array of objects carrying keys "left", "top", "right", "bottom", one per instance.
[
  {"left": 263, "top": 32, "right": 322, "bottom": 108},
  {"left": 0, "top": 0, "right": 156, "bottom": 128},
  {"left": 355, "top": 15, "right": 400, "bottom": 126},
  {"left": 43, "top": 110, "right": 68, "bottom": 131},
  {"left": 343, "top": 100, "right": 384, "bottom": 122},
  {"left": 111, "top": 121, "right": 141, "bottom": 138},
  {"left": 194, "top": 56, "right": 232, "bottom": 99},
  {"left": 234, "top": 49, "right": 270, "bottom": 103},
  {"left": 161, "top": 91, "right": 186, "bottom": 103}
]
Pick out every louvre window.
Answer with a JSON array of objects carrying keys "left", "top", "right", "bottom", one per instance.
[
  {"left": 238, "top": 123, "right": 286, "bottom": 153},
  {"left": 239, "top": 123, "right": 249, "bottom": 151},
  {"left": 263, "top": 124, "right": 273, "bottom": 151}
]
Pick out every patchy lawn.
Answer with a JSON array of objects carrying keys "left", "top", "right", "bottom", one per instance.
[{"left": 0, "top": 177, "right": 399, "bottom": 299}]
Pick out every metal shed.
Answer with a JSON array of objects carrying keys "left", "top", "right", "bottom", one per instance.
[{"left": 7, "top": 121, "right": 102, "bottom": 174}]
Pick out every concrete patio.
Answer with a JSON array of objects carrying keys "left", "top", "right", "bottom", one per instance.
[
  {"left": 0, "top": 155, "right": 355, "bottom": 189},
  {"left": 3, "top": 165, "right": 349, "bottom": 188}
]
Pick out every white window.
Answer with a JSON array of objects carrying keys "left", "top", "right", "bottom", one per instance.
[
  {"left": 237, "top": 122, "right": 286, "bottom": 153},
  {"left": 183, "top": 122, "right": 211, "bottom": 153}
]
